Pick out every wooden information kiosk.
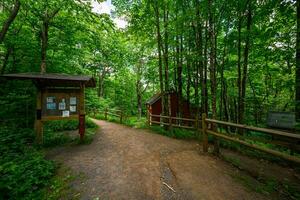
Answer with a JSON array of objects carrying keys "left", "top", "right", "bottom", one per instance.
[{"left": 2, "top": 73, "right": 95, "bottom": 143}]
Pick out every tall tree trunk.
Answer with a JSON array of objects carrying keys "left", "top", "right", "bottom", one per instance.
[
  {"left": 208, "top": 0, "right": 216, "bottom": 121},
  {"left": 177, "top": 35, "right": 183, "bottom": 117},
  {"left": 187, "top": 57, "right": 191, "bottom": 107},
  {"left": 153, "top": 2, "right": 165, "bottom": 116},
  {"left": 195, "top": 0, "right": 202, "bottom": 118},
  {"left": 0, "top": 0, "right": 20, "bottom": 43},
  {"left": 98, "top": 68, "right": 106, "bottom": 97},
  {"left": 237, "top": 12, "right": 242, "bottom": 124},
  {"left": 220, "top": 18, "right": 230, "bottom": 121},
  {"left": 220, "top": 48, "right": 226, "bottom": 120},
  {"left": 1, "top": 47, "right": 12, "bottom": 74},
  {"left": 208, "top": 0, "right": 219, "bottom": 153},
  {"left": 240, "top": 1, "right": 252, "bottom": 126},
  {"left": 173, "top": 47, "right": 177, "bottom": 90},
  {"left": 163, "top": 6, "right": 170, "bottom": 118},
  {"left": 136, "top": 61, "right": 143, "bottom": 119},
  {"left": 296, "top": 0, "right": 300, "bottom": 126},
  {"left": 223, "top": 81, "right": 229, "bottom": 122},
  {"left": 136, "top": 85, "right": 142, "bottom": 119},
  {"left": 203, "top": 21, "right": 209, "bottom": 114},
  {"left": 39, "top": 8, "right": 60, "bottom": 73},
  {"left": 194, "top": 58, "right": 199, "bottom": 119},
  {"left": 40, "top": 20, "right": 49, "bottom": 73}
]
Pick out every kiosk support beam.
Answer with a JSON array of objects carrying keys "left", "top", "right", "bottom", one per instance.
[
  {"left": 79, "top": 83, "right": 85, "bottom": 141},
  {"left": 35, "top": 89, "right": 43, "bottom": 144}
]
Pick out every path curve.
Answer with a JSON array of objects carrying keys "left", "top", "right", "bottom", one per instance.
[{"left": 49, "top": 119, "right": 266, "bottom": 200}]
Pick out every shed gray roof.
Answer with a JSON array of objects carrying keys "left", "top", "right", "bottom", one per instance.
[
  {"left": 146, "top": 93, "right": 161, "bottom": 105},
  {"left": 1, "top": 73, "right": 95, "bottom": 87}
]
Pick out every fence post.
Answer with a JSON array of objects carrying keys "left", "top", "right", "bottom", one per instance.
[
  {"left": 169, "top": 115, "right": 173, "bottom": 130},
  {"left": 105, "top": 108, "right": 108, "bottom": 120},
  {"left": 120, "top": 110, "right": 123, "bottom": 124},
  {"left": 202, "top": 113, "right": 208, "bottom": 153},
  {"left": 147, "top": 109, "right": 150, "bottom": 126},
  {"left": 160, "top": 114, "right": 162, "bottom": 126},
  {"left": 195, "top": 115, "right": 199, "bottom": 135},
  {"left": 213, "top": 121, "right": 220, "bottom": 155}
]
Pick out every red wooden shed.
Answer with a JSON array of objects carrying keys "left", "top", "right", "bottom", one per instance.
[{"left": 146, "top": 91, "right": 197, "bottom": 123}]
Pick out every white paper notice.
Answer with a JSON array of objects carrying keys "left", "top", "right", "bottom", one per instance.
[
  {"left": 70, "top": 97, "right": 77, "bottom": 105},
  {"left": 70, "top": 105, "right": 76, "bottom": 112},
  {"left": 47, "top": 97, "right": 54, "bottom": 103},
  {"left": 59, "top": 102, "right": 66, "bottom": 110},
  {"left": 62, "top": 110, "right": 70, "bottom": 117}
]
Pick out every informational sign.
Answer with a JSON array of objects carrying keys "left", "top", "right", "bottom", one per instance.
[
  {"left": 70, "top": 105, "right": 76, "bottom": 112},
  {"left": 62, "top": 110, "right": 70, "bottom": 117},
  {"left": 42, "top": 89, "right": 80, "bottom": 118},
  {"left": 70, "top": 97, "right": 77, "bottom": 105},
  {"left": 59, "top": 99, "right": 66, "bottom": 110},
  {"left": 47, "top": 96, "right": 55, "bottom": 103},
  {"left": 47, "top": 103, "right": 56, "bottom": 110},
  {"left": 267, "top": 112, "right": 295, "bottom": 129}
]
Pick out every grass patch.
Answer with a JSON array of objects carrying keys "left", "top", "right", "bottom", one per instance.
[
  {"left": 41, "top": 165, "right": 78, "bottom": 200},
  {"left": 217, "top": 138, "right": 297, "bottom": 166},
  {"left": 123, "top": 117, "right": 148, "bottom": 129},
  {"left": 230, "top": 171, "right": 300, "bottom": 199},
  {"left": 94, "top": 113, "right": 121, "bottom": 124},
  {"left": 223, "top": 155, "right": 242, "bottom": 169},
  {"left": 201, "top": 127, "right": 300, "bottom": 166},
  {"left": 37, "top": 164, "right": 87, "bottom": 199},
  {"left": 149, "top": 125, "right": 197, "bottom": 139}
]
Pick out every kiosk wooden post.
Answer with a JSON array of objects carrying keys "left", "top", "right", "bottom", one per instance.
[
  {"left": 35, "top": 90, "right": 43, "bottom": 144},
  {"left": 79, "top": 83, "right": 85, "bottom": 141}
]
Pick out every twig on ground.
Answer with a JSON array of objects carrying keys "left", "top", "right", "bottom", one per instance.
[{"left": 163, "top": 181, "right": 176, "bottom": 193}]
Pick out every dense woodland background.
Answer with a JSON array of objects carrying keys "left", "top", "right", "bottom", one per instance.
[
  {"left": 0, "top": 0, "right": 299, "bottom": 126},
  {"left": 0, "top": 0, "right": 299, "bottom": 199},
  {"left": 113, "top": 0, "right": 299, "bottom": 127}
]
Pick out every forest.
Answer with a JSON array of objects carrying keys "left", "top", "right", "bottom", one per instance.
[{"left": 0, "top": 0, "right": 299, "bottom": 199}]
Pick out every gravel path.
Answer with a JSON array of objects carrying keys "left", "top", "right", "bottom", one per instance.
[{"left": 48, "top": 119, "right": 266, "bottom": 200}]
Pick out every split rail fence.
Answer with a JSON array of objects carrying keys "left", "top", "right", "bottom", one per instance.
[
  {"left": 148, "top": 112, "right": 300, "bottom": 164},
  {"left": 93, "top": 108, "right": 124, "bottom": 123}
]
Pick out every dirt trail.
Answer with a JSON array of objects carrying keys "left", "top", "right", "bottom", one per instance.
[{"left": 48, "top": 119, "right": 266, "bottom": 200}]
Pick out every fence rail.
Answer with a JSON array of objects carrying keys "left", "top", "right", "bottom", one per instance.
[
  {"left": 148, "top": 113, "right": 198, "bottom": 129},
  {"left": 94, "top": 108, "right": 123, "bottom": 123},
  {"left": 148, "top": 112, "right": 300, "bottom": 164}
]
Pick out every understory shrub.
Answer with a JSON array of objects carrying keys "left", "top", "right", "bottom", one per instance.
[
  {"left": 0, "top": 127, "right": 55, "bottom": 200},
  {"left": 43, "top": 118, "right": 97, "bottom": 147},
  {"left": 123, "top": 117, "right": 147, "bottom": 129},
  {"left": 150, "top": 125, "right": 196, "bottom": 139},
  {"left": 44, "top": 118, "right": 97, "bottom": 132}
]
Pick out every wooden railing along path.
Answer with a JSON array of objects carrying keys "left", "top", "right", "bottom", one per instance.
[
  {"left": 92, "top": 108, "right": 124, "bottom": 123},
  {"left": 148, "top": 112, "right": 300, "bottom": 164}
]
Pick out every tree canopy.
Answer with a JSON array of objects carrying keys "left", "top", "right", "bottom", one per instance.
[{"left": 0, "top": 0, "right": 298, "bottom": 124}]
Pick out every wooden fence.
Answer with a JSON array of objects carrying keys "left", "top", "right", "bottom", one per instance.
[
  {"left": 148, "top": 113, "right": 197, "bottom": 129},
  {"left": 148, "top": 112, "right": 300, "bottom": 164},
  {"left": 93, "top": 108, "right": 123, "bottom": 123}
]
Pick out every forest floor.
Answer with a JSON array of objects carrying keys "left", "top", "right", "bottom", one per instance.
[{"left": 46, "top": 119, "right": 299, "bottom": 200}]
